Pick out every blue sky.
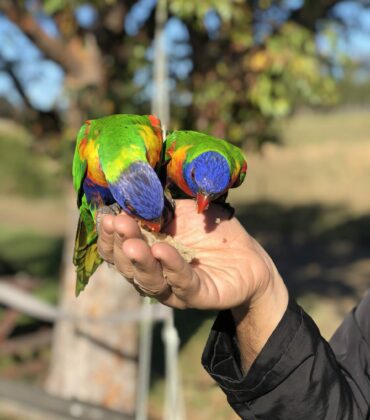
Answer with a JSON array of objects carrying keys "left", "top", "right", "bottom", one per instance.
[
  {"left": 327, "top": 1, "right": 370, "bottom": 60},
  {"left": 1, "top": 1, "right": 370, "bottom": 111},
  {"left": 0, "top": 14, "right": 63, "bottom": 110}
]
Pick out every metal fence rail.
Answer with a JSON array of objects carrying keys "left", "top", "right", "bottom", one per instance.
[
  {"left": 0, "top": 280, "right": 171, "bottom": 324},
  {"left": 0, "top": 378, "right": 135, "bottom": 420}
]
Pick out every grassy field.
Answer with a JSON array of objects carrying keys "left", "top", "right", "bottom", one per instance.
[
  {"left": 231, "top": 108, "right": 370, "bottom": 212},
  {"left": 1, "top": 108, "right": 370, "bottom": 419}
]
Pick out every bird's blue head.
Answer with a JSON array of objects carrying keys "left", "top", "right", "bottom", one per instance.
[
  {"left": 109, "top": 161, "right": 164, "bottom": 231},
  {"left": 183, "top": 151, "right": 230, "bottom": 212}
]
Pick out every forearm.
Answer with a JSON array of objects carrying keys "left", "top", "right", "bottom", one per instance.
[{"left": 231, "top": 267, "right": 289, "bottom": 373}]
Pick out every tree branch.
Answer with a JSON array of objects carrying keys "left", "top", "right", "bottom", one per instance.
[
  {"left": 289, "top": 0, "right": 345, "bottom": 31},
  {"left": 1, "top": 59, "right": 33, "bottom": 110},
  {"left": 0, "top": 0, "right": 79, "bottom": 74}
]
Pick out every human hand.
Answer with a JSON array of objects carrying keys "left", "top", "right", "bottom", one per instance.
[
  {"left": 97, "top": 199, "right": 288, "bottom": 370},
  {"left": 97, "top": 199, "right": 285, "bottom": 311}
]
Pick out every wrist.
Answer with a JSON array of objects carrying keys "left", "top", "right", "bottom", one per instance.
[{"left": 231, "top": 266, "right": 288, "bottom": 373}]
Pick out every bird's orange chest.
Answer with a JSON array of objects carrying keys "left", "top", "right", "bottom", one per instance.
[
  {"left": 167, "top": 145, "right": 194, "bottom": 197},
  {"left": 79, "top": 138, "right": 108, "bottom": 186}
]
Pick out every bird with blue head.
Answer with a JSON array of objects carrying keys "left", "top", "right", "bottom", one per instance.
[{"left": 165, "top": 130, "right": 247, "bottom": 212}]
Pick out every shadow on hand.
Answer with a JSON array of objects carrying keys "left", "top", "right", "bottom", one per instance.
[{"left": 203, "top": 203, "right": 234, "bottom": 233}]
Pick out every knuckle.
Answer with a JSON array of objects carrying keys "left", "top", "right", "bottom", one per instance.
[
  {"left": 97, "top": 245, "right": 113, "bottom": 263},
  {"left": 113, "top": 234, "right": 124, "bottom": 247},
  {"left": 117, "top": 266, "right": 134, "bottom": 280},
  {"left": 114, "top": 258, "right": 134, "bottom": 276},
  {"left": 134, "top": 278, "right": 170, "bottom": 299}
]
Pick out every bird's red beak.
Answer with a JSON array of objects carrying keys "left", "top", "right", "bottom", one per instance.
[
  {"left": 140, "top": 218, "right": 162, "bottom": 233},
  {"left": 196, "top": 193, "right": 210, "bottom": 213}
]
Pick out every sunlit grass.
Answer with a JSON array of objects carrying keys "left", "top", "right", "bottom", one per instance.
[
  {"left": 0, "top": 134, "right": 62, "bottom": 197},
  {"left": 231, "top": 108, "right": 370, "bottom": 213}
]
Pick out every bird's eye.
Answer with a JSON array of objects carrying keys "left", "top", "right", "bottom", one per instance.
[{"left": 190, "top": 168, "right": 195, "bottom": 181}]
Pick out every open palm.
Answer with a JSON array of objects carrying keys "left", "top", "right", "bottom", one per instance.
[{"left": 98, "top": 199, "right": 275, "bottom": 310}]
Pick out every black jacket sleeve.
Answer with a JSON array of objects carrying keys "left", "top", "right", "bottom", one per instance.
[{"left": 201, "top": 291, "right": 370, "bottom": 419}]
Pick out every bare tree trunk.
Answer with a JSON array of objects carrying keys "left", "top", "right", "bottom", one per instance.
[
  {"left": 45, "top": 192, "right": 140, "bottom": 414},
  {"left": 0, "top": 4, "right": 141, "bottom": 413}
]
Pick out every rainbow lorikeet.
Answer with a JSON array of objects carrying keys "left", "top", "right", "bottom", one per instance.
[
  {"left": 72, "top": 114, "right": 165, "bottom": 295},
  {"left": 164, "top": 130, "right": 247, "bottom": 212}
]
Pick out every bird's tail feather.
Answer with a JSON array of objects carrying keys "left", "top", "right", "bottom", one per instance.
[{"left": 73, "top": 215, "right": 103, "bottom": 296}]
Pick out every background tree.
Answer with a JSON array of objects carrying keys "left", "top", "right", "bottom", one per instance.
[{"left": 1, "top": 0, "right": 361, "bottom": 147}]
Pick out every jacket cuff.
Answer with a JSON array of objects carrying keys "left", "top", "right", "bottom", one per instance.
[{"left": 201, "top": 298, "right": 320, "bottom": 403}]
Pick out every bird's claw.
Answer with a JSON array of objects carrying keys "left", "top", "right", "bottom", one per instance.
[
  {"left": 218, "top": 202, "right": 235, "bottom": 219},
  {"left": 163, "top": 188, "right": 176, "bottom": 227}
]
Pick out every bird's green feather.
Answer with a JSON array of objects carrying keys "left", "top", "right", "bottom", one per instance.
[
  {"left": 73, "top": 197, "right": 101, "bottom": 296},
  {"left": 90, "top": 115, "right": 162, "bottom": 182},
  {"left": 72, "top": 123, "right": 88, "bottom": 205},
  {"left": 73, "top": 216, "right": 103, "bottom": 296}
]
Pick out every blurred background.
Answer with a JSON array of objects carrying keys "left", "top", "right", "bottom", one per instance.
[{"left": 0, "top": 0, "right": 370, "bottom": 419}]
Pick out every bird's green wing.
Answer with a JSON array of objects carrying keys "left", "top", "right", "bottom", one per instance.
[
  {"left": 72, "top": 122, "right": 89, "bottom": 206},
  {"left": 97, "top": 125, "right": 146, "bottom": 184},
  {"left": 72, "top": 121, "right": 103, "bottom": 295},
  {"left": 96, "top": 115, "right": 162, "bottom": 183}
]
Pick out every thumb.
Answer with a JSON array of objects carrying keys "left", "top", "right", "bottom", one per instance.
[{"left": 152, "top": 242, "right": 201, "bottom": 301}]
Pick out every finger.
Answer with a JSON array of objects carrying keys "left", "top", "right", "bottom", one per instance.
[
  {"left": 97, "top": 215, "right": 115, "bottom": 263},
  {"left": 122, "top": 238, "right": 171, "bottom": 299},
  {"left": 112, "top": 215, "right": 143, "bottom": 279},
  {"left": 113, "top": 214, "right": 143, "bottom": 239},
  {"left": 151, "top": 242, "right": 201, "bottom": 303}
]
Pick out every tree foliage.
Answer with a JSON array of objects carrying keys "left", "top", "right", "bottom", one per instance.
[{"left": 0, "top": 0, "right": 362, "bottom": 147}]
